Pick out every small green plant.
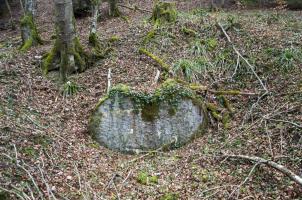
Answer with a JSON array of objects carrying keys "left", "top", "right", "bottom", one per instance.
[
  {"left": 226, "top": 15, "right": 241, "bottom": 30},
  {"left": 137, "top": 171, "right": 148, "bottom": 185},
  {"left": 62, "top": 81, "right": 79, "bottom": 97},
  {"left": 173, "top": 59, "right": 204, "bottom": 82},
  {"left": 136, "top": 171, "right": 159, "bottom": 185},
  {"left": 22, "top": 146, "right": 39, "bottom": 158},
  {"left": 266, "top": 13, "right": 280, "bottom": 25},
  {"left": 205, "top": 38, "right": 218, "bottom": 51},
  {"left": 149, "top": 175, "right": 159, "bottom": 184},
  {"left": 160, "top": 193, "right": 179, "bottom": 200},
  {"left": 181, "top": 27, "right": 197, "bottom": 37},
  {"left": 109, "top": 35, "right": 120, "bottom": 43},
  {"left": 190, "top": 40, "right": 203, "bottom": 56},
  {"left": 191, "top": 8, "right": 208, "bottom": 17},
  {"left": 280, "top": 48, "right": 295, "bottom": 70}
]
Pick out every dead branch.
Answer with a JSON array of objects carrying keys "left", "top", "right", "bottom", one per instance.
[
  {"left": 217, "top": 22, "right": 268, "bottom": 93},
  {"left": 225, "top": 154, "right": 302, "bottom": 187},
  {"left": 117, "top": 4, "right": 152, "bottom": 13},
  {"left": 139, "top": 48, "right": 172, "bottom": 74},
  {"left": 264, "top": 118, "right": 302, "bottom": 129},
  {"left": 228, "top": 162, "right": 260, "bottom": 199}
]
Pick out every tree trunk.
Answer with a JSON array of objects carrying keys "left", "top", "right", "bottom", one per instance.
[
  {"left": 20, "top": 0, "right": 42, "bottom": 51},
  {"left": 109, "top": 0, "right": 120, "bottom": 17},
  {"left": 88, "top": 0, "right": 99, "bottom": 46},
  {"left": 73, "top": 0, "right": 91, "bottom": 16},
  {"left": 4, "top": 0, "right": 15, "bottom": 29},
  {"left": 42, "top": 0, "right": 87, "bottom": 82}
]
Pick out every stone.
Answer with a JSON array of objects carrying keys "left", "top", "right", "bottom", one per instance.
[{"left": 89, "top": 80, "right": 207, "bottom": 153}]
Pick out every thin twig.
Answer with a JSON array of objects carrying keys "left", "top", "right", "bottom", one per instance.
[
  {"left": 228, "top": 162, "right": 260, "bottom": 199},
  {"left": 265, "top": 118, "right": 302, "bottom": 129},
  {"left": 217, "top": 22, "right": 268, "bottom": 92},
  {"left": 0, "top": 185, "right": 26, "bottom": 200},
  {"left": 117, "top": 3, "right": 152, "bottom": 13}
]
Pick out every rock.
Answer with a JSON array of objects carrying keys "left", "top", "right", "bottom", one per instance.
[{"left": 89, "top": 79, "right": 207, "bottom": 153}]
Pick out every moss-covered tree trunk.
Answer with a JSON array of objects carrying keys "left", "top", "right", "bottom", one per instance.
[
  {"left": 42, "top": 0, "right": 87, "bottom": 82},
  {"left": 151, "top": 1, "right": 177, "bottom": 24},
  {"left": 20, "top": 0, "right": 42, "bottom": 51},
  {"left": 109, "top": 0, "right": 120, "bottom": 17}
]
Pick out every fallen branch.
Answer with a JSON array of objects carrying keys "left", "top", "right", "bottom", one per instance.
[
  {"left": 217, "top": 22, "right": 268, "bottom": 93},
  {"left": 264, "top": 118, "right": 302, "bottom": 129},
  {"left": 225, "top": 154, "right": 302, "bottom": 187},
  {"left": 139, "top": 48, "right": 171, "bottom": 74},
  {"left": 118, "top": 4, "right": 152, "bottom": 13},
  {"left": 228, "top": 163, "right": 260, "bottom": 199}
]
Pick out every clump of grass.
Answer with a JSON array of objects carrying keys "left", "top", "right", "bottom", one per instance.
[
  {"left": 190, "top": 40, "right": 203, "bottom": 56},
  {"left": 173, "top": 59, "right": 205, "bottom": 82},
  {"left": 62, "top": 81, "right": 79, "bottom": 97},
  {"left": 279, "top": 47, "right": 300, "bottom": 72},
  {"left": 265, "top": 46, "right": 301, "bottom": 72},
  {"left": 203, "top": 38, "right": 218, "bottom": 51},
  {"left": 226, "top": 15, "right": 241, "bottom": 30}
]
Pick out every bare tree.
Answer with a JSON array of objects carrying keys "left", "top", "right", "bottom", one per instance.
[
  {"left": 20, "top": 0, "right": 42, "bottom": 51},
  {"left": 42, "top": 0, "right": 87, "bottom": 82}
]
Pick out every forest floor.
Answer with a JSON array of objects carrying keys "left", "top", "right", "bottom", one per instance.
[{"left": 0, "top": 0, "right": 302, "bottom": 199}]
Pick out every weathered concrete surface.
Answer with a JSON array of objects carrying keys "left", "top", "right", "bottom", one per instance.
[{"left": 89, "top": 83, "right": 207, "bottom": 153}]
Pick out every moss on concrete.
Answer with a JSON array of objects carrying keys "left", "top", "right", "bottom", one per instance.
[
  {"left": 94, "top": 79, "right": 203, "bottom": 119},
  {"left": 88, "top": 79, "right": 209, "bottom": 153}
]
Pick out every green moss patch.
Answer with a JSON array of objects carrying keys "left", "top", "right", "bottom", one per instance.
[
  {"left": 20, "top": 14, "right": 42, "bottom": 52},
  {"left": 89, "top": 79, "right": 208, "bottom": 151},
  {"left": 160, "top": 193, "right": 179, "bottom": 200},
  {"left": 94, "top": 79, "right": 200, "bottom": 123},
  {"left": 151, "top": 1, "right": 177, "bottom": 25}
]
